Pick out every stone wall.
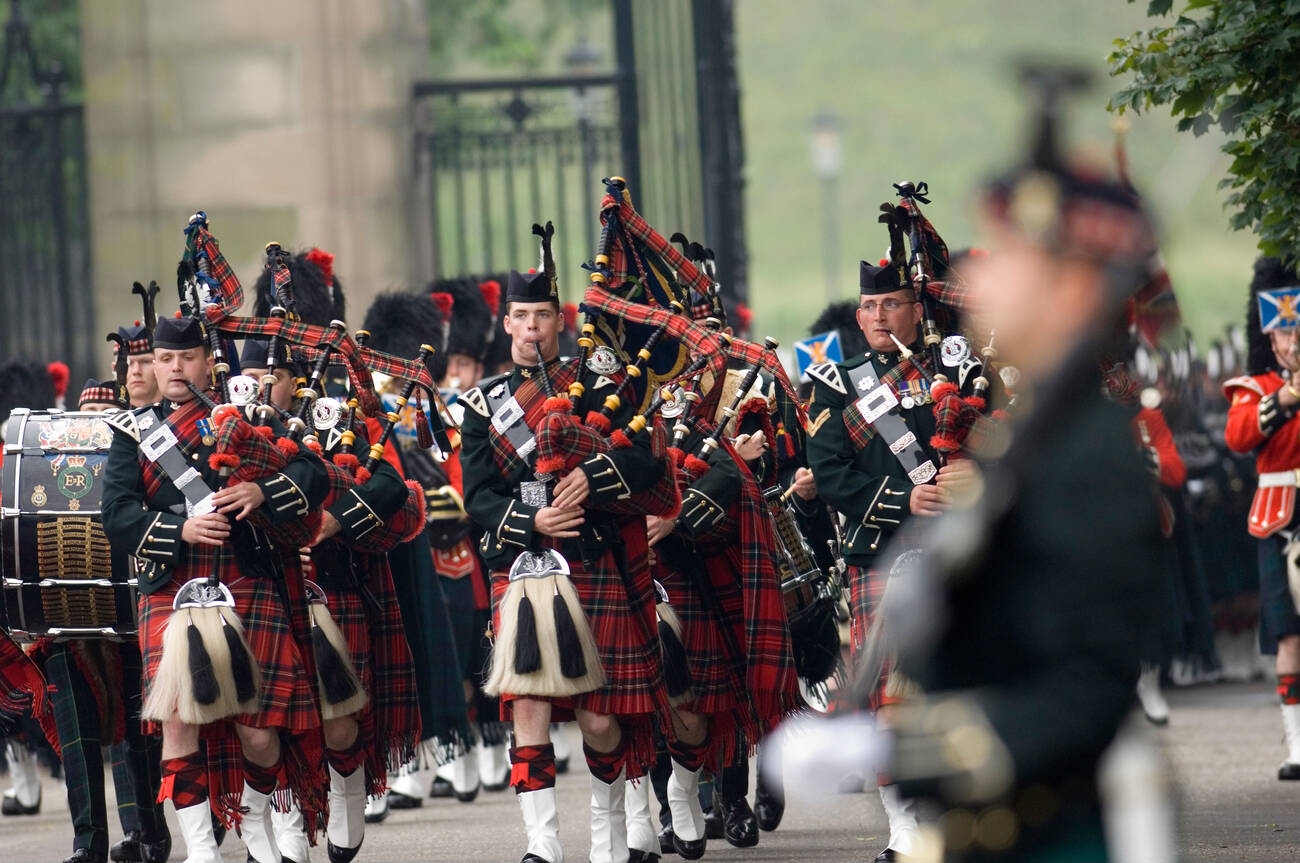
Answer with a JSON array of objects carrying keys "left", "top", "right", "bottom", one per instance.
[{"left": 81, "top": 0, "right": 427, "bottom": 348}]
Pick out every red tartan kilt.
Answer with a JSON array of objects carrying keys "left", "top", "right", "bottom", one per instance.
[
  {"left": 138, "top": 573, "right": 320, "bottom": 732},
  {"left": 653, "top": 558, "right": 743, "bottom": 716},
  {"left": 490, "top": 523, "right": 665, "bottom": 718},
  {"left": 321, "top": 586, "right": 371, "bottom": 693},
  {"left": 845, "top": 564, "right": 899, "bottom": 709}
]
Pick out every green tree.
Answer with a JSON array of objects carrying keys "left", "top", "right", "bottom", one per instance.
[
  {"left": 1109, "top": 0, "right": 1300, "bottom": 262},
  {"left": 1, "top": 0, "right": 82, "bottom": 103}
]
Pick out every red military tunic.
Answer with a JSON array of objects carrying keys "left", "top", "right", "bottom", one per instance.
[{"left": 1224, "top": 372, "right": 1300, "bottom": 537}]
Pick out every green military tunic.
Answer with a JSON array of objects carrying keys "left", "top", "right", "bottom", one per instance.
[{"left": 805, "top": 349, "right": 940, "bottom": 567}]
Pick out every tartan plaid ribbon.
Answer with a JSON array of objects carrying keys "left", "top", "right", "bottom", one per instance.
[
  {"left": 183, "top": 215, "right": 244, "bottom": 313},
  {"left": 840, "top": 353, "right": 934, "bottom": 451},
  {"left": 214, "top": 315, "right": 443, "bottom": 419},
  {"left": 487, "top": 362, "right": 579, "bottom": 477},
  {"left": 582, "top": 288, "right": 728, "bottom": 375},
  {"left": 600, "top": 192, "right": 713, "bottom": 309},
  {"left": 898, "top": 199, "right": 950, "bottom": 281}
]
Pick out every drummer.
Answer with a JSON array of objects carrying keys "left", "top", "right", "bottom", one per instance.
[{"left": 31, "top": 319, "right": 172, "bottom": 863}]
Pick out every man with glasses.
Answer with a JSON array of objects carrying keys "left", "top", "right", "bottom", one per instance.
[{"left": 805, "top": 260, "right": 968, "bottom": 862}]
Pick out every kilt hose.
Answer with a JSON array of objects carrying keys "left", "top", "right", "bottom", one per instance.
[
  {"left": 323, "top": 554, "right": 421, "bottom": 796},
  {"left": 490, "top": 518, "right": 672, "bottom": 779},
  {"left": 40, "top": 640, "right": 165, "bottom": 856},
  {"left": 138, "top": 571, "right": 325, "bottom": 829}
]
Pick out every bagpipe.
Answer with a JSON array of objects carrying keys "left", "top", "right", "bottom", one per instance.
[
  {"left": 879, "top": 182, "right": 1008, "bottom": 461},
  {"left": 146, "top": 214, "right": 442, "bottom": 725}
]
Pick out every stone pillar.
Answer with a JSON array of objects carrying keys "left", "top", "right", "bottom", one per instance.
[{"left": 82, "top": 0, "right": 428, "bottom": 339}]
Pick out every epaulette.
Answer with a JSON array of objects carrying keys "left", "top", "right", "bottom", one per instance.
[
  {"left": 806, "top": 362, "right": 847, "bottom": 396},
  {"left": 461, "top": 385, "right": 489, "bottom": 418},
  {"left": 103, "top": 408, "right": 144, "bottom": 442},
  {"left": 1223, "top": 375, "right": 1267, "bottom": 399}
]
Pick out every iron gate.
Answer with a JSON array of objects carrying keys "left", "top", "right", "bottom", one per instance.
[
  {"left": 0, "top": 0, "right": 94, "bottom": 383},
  {"left": 409, "top": 0, "right": 747, "bottom": 305}
]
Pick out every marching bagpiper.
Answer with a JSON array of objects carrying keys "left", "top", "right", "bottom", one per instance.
[
  {"left": 460, "top": 228, "right": 675, "bottom": 863},
  {"left": 101, "top": 314, "right": 329, "bottom": 863}
]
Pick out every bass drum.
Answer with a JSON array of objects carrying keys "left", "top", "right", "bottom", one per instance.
[{"left": 1, "top": 408, "right": 137, "bottom": 642}]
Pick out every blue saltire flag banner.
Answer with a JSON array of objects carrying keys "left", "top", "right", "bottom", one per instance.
[
  {"left": 1258, "top": 287, "right": 1300, "bottom": 332},
  {"left": 794, "top": 330, "right": 842, "bottom": 382}
]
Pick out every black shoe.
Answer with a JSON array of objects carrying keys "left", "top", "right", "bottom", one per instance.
[
  {"left": 387, "top": 790, "right": 423, "bottom": 809},
  {"left": 754, "top": 783, "right": 784, "bottom": 832},
  {"left": 657, "top": 824, "right": 678, "bottom": 856},
  {"left": 429, "top": 776, "right": 455, "bottom": 798},
  {"left": 521, "top": 855, "right": 553, "bottom": 863},
  {"left": 629, "top": 850, "right": 662, "bottom": 863},
  {"left": 327, "top": 838, "right": 363, "bottom": 863},
  {"left": 1, "top": 788, "right": 40, "bottom": 815},
  {"left": 874, "top": 848, "right": 897, "bottom": 862},
  {"left": 110, "top": 830, "right": 141, "bottom": 862},
  {"left": 63, "top": 850, "right": 107, "bottom": 863},
  {"left": 137, "top": 831, "right": 171, "bottom": 863},
  {"left": 703, "top": 805, "right": 724, "bottom": 840},
  {"left": 1280, "top": 762, "right": 1300, "bottom": 780},
  {"left": 454, "top": 783, "right": 480, "bottom": 803},
  {"left": 721, "top": 798, "right": 759, "bottom": 848},
  {"left": 672, "top": 834, "right": 705, "bottom": 860}
]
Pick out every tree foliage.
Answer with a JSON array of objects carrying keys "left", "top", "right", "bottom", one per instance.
[
  {"left": 1109, "top": 0, "right": 1300, "bottom": 262},
  {"left": 1, "top": 0, "right": 82, "bottom": 103},
  {"left": 424, "top": 0, "right": 608, "bottom": 74}
]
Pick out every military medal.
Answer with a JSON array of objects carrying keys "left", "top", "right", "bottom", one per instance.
[{"left": 197, "top": 418, "right": 215, "bottom": 446}]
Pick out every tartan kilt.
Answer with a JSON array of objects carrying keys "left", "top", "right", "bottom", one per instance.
[
  {"left": 846, "top": 564, "right": 902, "bottom": 709},
  {"left": 490, "top": 516, "right": 671, "bottom": 775},
  {"left": 322, "top": 554, "right": 421, "bottom": 793},
  {"left": 1258, "top": 535, "right": 1300, "bottom": 654},
  {"left": 139, "top": 571, "right": 319, "bottom": 733},
  {"left": 652, "top": 552, "right": 744, "bottom": 717}
]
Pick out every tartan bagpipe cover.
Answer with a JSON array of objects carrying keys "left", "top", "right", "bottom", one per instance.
[
  {"left": 208, "top": 403, "right": 322, "bottom": 548},
  {"left": 0, "top": 632, "right": 47, "bottom": 736}
]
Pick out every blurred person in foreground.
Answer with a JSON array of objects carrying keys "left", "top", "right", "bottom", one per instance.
[{"left": 882, "top": 68, "right": 1167, "bottom": 862}]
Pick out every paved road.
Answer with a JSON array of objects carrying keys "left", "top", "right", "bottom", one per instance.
[{"left": 4, "top": 680, "right": 1299, "bottom": 861}]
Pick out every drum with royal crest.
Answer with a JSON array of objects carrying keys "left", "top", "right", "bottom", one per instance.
[{"left": 1, "top": 408, "right": 137, "bottom": 641}]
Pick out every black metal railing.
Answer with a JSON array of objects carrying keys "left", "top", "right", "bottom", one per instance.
[
  {"left": 410, "top": 73, "right": 623, "bottom": 288},
  {"left": 0, "top": 0, "right": 94, "bottom": 385}
]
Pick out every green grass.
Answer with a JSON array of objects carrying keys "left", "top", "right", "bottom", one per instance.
[{"left": 734, "top": 0, "right": 1259, "bottom": 350}]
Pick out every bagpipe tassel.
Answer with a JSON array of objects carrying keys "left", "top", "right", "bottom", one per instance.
[
  {"left": 513, "top": 591, "right": 542, "bottom": 675},
  {"left": 655, "top": 601, "right": 694, "bottom": 705},
  {"left": 584, "top": 411, "right": 612, "bottom": 434},
  {"left": 552, "top": 581, "right": 588, "bottom": 680},
  {"left": 308, "top": 604, "right": 368, "bottom": 721},
  {"left": 415, "top": 392, "right": 435, "bottom": 451},
  {"left": 485, "top": 573, "right": 605, "bottom": 699}
]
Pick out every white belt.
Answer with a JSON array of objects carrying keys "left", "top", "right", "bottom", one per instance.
[{"left": 1259, "top": 470, "right": 1300, "bottom": 488}]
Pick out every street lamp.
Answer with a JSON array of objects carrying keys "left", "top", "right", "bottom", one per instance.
[{"left": 810, "top": 111, "right": 843, "bottom": 303}]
